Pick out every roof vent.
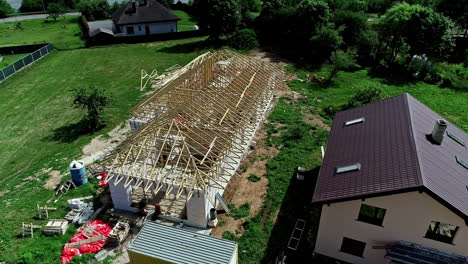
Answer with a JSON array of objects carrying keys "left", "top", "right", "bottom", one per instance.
[{"left": 431, "top": 119, "right": 447, "bottom": 145}]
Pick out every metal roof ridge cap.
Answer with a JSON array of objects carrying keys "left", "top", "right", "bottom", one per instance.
[{"left": 404, "top": 93, "right": 425, "bottom": 187}]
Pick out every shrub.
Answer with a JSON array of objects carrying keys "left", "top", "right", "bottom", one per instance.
[
  {"left": 345, "top": 86, "right": 387, "bottom": 109},
  {"left": 424, "top": 63, "right": 468, "bottom": 91},
  {"left": 20, "top": 0, "right": 43, "bottom": 12},
  {"left": 228, "top": 203, "right": 250, "bottom": 219},
  {"left": 228, "top": 28, "right": 259, "bottom": 50},
  {"left": 247, "top": 173, "right": 261, "bottom": 182},
  {"left": 47, "top": 2, "right": 66, "bottom": 21},
  {"left": 71, "top": 86, "right": 111, "bottom": 131},
  {"left": 222, "top": 231, "right": 237, "bottom": 241},
  {"left": 0, "top": 0, "right": 14, "bottom": 18}
]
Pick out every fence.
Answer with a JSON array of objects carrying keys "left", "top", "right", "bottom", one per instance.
[{"left": 0, "top": 43, "right": 54, "bottom": 82}]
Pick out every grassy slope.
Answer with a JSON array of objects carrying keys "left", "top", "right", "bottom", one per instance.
[
  {"left": 172, "top": 10, "right": 197, "bottom": 32},
  {"left": 0, "top": 16, "right": 85, "bottom": 50},
  {"left": 224, "top": 65, "right": 468, "bottom": 263},
  {"left": 0, "top": 37, "right": 210, "bottom": 264},
  {"left": 0, "top": 53, "right": 29, "bottom": 68},
  {"left": 288, "top": 66, "right": 468, "bottom": 132}
]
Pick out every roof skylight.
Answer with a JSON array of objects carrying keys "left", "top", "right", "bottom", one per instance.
[
  {"left": 345, "top": 117, "right": 365, "bottom": 126},
  {"left": 447, "top": 131, "right": 465, "bottom": 147},
  {"left": 336, "top": 163, "right": 361, "bottom": 174},
  {"left": 455, "top": 156, "right": 468, "bottom": 170}
]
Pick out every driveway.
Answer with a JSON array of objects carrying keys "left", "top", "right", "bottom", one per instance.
[{"left": 0, "top": 12, "right": 81, "bottom": 23}]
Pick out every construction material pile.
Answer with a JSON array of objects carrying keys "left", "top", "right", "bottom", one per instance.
[{"left": 60, "top": 220, "right": 113, "bottom": 264}]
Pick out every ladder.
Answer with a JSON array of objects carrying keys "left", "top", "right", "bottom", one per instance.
[
  {"left": 22, "top": 222, "right": 41, "bottom": 238},
  {"left": 215, "top": 193, "right": 230, "bottom": 213},
  {"left": 287, "top": 219, "right": 306, "bottom": 250},
  {"left": 55, "top": 180, "right": 76, "bottom": 196}
]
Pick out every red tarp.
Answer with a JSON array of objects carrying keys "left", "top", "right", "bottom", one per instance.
[
  {"left": 60, "top": 220, "right": 113, "bottom": 264},
  {"left": 99, "top": 173, "right": 108, "bottom": 186}
]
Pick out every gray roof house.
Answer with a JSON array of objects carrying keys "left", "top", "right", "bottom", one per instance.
[
  {"left": 112, "top": 0, "right": 180, "bottom": 36},
  {"left": 312, "top": 93, "right": 468, "bottom": 264}
]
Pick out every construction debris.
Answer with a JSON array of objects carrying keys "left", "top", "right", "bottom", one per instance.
[
  {"left": 37, "top": 204, "right": 57, "bottom": 219},
  {"left": 22, "top": 223, "right": 41, "bottom": 238},
  {"left": 105, "top": 222, "right": 130, "bottom": 247},
  {"left": 44, "top": 219, "right": 68, "bottom": 236},
  {"left": 64, "top": 202, "right": 94, "bottom": 224}
]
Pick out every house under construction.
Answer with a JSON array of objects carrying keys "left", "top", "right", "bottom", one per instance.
[{"left": 102, "top": 50, "right": 284, "bottom": 228}]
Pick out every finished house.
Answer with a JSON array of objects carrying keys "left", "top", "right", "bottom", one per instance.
[
  {"left": 313, "top": 93, "right": 468, "bottom": 264},
  {"left": 112, "top": 0, "right": 180, "bottom": 36}
]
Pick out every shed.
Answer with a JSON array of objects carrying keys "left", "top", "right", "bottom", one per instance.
[{"left": 128, "top": 222, "right": 238, "bottom": 264}]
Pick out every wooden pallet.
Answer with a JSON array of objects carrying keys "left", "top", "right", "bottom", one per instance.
[
  {"left": 37, "top": 204, "right": 57, "bottom": 219},
  {"left": 64, "top": 234, "right": 106, "bottom": 248},
  {"left": 44, "top": 219, "right": 68, "bottom": 235}
]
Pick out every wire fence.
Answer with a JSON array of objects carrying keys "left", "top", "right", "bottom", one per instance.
[{"left": 0, "top": 43, "right": 54, "bottom": 83}]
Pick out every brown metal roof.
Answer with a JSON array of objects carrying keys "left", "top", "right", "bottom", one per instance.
[
  {"left": 312, "top": 93, "right": 468, "bottom": 218},
  {"left": 112, "top": 0, "right": 180, "bottom": 26}
]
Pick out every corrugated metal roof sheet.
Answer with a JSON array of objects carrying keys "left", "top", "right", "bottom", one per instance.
[
  {"left": 385, "top": 241, "right": 468, "bottom": 264},
  {"left": 312, "top": 93, "right": 468, "bottom": 218},
  {"left": 128, "top": 222, "right": 237, "bottom": 264}
]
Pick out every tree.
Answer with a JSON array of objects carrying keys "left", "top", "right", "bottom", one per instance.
[
  {"left": 158, "top": 0, "right": 172, "bottom": 7},
  {"left": 228, "top": 28, "right": 259, "bottom": 50},
  {"left": 0, "top": 0, "right": 14, "bottom": 18},
  {"left": 71, "top": 87, "right": 111, "bottom": 131},
  {"left": 20, "top": 0, "right": 44, "bottom": 12},
  {"left": 379, "top": 3, "right": 455, "bottom": 65},
  {"left": 77, "top": 0, "right": 111, "bottom": 21},
  {"left": 437, "top": 0, "right": 468, "bottom": 32},
  {"left": 47, "top": 2, "right": 66, "bottom": 21},
  {"left": 196, "top": 0, "right": 241, "bottom": 37},
  {"left": 327, "top": 49, "right": 357, "bottom": 82}
]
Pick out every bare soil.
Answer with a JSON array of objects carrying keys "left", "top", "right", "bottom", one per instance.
[
  {"left": 301, "top": 106, "right": 330, "bottom": 131},
  {"left": 211, "top": 50, "right": 293, "bottom": 238},
  {"left": 43, "top": 169, "right": 64, "bottom": 190}
]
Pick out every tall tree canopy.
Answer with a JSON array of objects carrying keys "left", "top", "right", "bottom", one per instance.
[
  {"left": 195, "top": 0, "right": 241, "bottom": 37},
  {"left": 0, "top": 0, "right": 14, "bottom": 18},
  {"left": 379, "top": 3, "right": 454, "bottom": 64}
]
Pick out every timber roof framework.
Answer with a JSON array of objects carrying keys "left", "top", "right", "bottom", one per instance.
[{"left": 103, "top": 50, "right": 284, "bottom": 205}]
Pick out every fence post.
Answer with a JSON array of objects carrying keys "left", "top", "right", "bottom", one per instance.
[
  {"left": 12, "top": 63, "right": 16, "bottom": 72},
  {"left": 1, "top": 70, "right": 5, "bottom": 80},
  {"left": 39, "top": 48, "right": 43, "bottom": 57}
]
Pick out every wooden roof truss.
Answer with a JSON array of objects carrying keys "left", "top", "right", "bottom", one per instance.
[{"left": 103, "top": 50, "right": 284, "bottom": 205}]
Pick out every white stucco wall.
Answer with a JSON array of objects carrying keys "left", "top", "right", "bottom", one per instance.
[
  {"left": 314, "top": 191, "right": 468, "bottom": 264},
  {"left": 120, "top": 21, "right": 178, "bottom": 35}
]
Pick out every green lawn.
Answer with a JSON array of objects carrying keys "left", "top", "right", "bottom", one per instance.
[
  {"left": 172, "top": 10, "right": 198, "bottom": 32},
  {"left": 0, "top": 37, "right": 211, "bottom": 264},
  {"left": 0, "top": 16, "right": 85, "bottom": 50},
  {"left": 288, "top": 66, "right": 468, "bottom": 132},
  {"left": 0, "top": 53, "right": 29, "bottom": 68}
]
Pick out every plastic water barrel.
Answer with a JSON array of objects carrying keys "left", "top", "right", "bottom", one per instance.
[{"left": 69, "top": 160, "right": 88, "bottom": 186}]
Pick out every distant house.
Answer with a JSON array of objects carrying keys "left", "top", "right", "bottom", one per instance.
[
  {"left": 312, "top": 93, "right": 468, "bottom": 264},
  {"left": 112, "top": 0, "right": 180, "bottom": 36}
]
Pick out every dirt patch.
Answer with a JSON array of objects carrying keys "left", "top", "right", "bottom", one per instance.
[
  {"left": 80, "top": 124, "right": 131, "bottom": 165},
  {"left": 301, "top": 106, "right": 330, "bottom": 131},
  {"left": 211, "top": 129, "right": 278, "bottom": 238},
  {"left": 43, "top": 169, "right": 64, "bottom": 190}
]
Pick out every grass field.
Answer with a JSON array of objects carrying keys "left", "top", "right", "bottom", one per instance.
[
  {"left": 0, "top": 16, "right": 85, "bottom": 50},
  {"left": 221, "top": 64, "right": 468, "bottom": 263},
  {"left": 0, "top": 53, "right": 29, "bottom": 68},
  {"left": 0, "top": 37, "right": 211, "bottom": 264},
  {"left": 172, "top": 10, "right": 197, "bottom": 32}
]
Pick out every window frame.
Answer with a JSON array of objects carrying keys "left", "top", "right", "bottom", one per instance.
[
  {"left": 424, "top": 221, "right": 459, "bottom": 245},
  {"left": 340, "top": 237, "right": 366, "bottom": 257},
  {"left": 345, "top": 117, "right": 365, "bottom": 126},
  {"left": 356, "top": 204, "right": 387, "bottom": 227}
]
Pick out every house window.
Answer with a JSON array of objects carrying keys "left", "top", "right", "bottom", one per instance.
[
  {"left": 127, "top": 26, "right": 134, "bottom": 34},
  {"left": 336, "top": 163, "right": 361, "bottom": 174},
  {"left": 340, "top": 237, "right": 366, "bottom": 257},
  {"left": 425, "top": 221, "right": 459, "bottom": 244},
  {"left": 357, "top": 204, "right": 386, "bottom": 226},
  {"left": 139, "top": 26, "right": 142, "bottom": 31}
]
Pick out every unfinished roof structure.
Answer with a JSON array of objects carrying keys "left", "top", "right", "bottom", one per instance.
[
  {"left": 102, "top": 51, "right": 283, "bottom": 226},
  {"left": 313, "top": 93, "right": 468, "bottom": 220}
]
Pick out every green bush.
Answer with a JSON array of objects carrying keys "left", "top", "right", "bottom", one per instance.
[
  {"left": 228, "top": 28, "right": 259, "bottom": 50},
  {"left": 20, "top": 0, "right": 43, "bottom": 12},
  {"left": 323, "top": 87, "right": 387, "bottom": 117},
  {"left": 228, "top": 203, "right": 250, "bottom": 219},
  {"left": 424, "top": 63, "right": 467, "bottom": 91},
  {"left": 0, "top": 0, "right": 14, "bottom": 18},
  {"left": 222, "top": 231, "right": 237, "bottom": 241},
  {"left": 247, "top": 173, "right": 261, "bottom": 182}
]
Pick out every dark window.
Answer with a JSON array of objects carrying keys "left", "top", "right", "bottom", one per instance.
[
  {"left": 127, "top": 26, "right": 134, "bottom": 34},
  {"left": 357, "top": 204, "right": 386, "bottom": 226},
  {"left": 340, "top": 237, "right": 366, "bottom": 257},
  {"left": 139, "top": 26, "right": 142, "bottom": 31},
  {"left": 425, "top": 221, "right": 459, "bottom": 244},
  {"left": 456, "top": 156, "right": 468, "bottom": 170}
]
